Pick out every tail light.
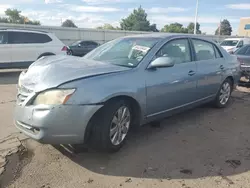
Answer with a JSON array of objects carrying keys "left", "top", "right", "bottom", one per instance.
[{"left": 61, "top": 46, "right": 68, "bottom": 51}]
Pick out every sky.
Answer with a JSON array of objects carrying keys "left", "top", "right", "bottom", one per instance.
[{"left": 0, "top": 0, "right": 249, "bottom": 35}]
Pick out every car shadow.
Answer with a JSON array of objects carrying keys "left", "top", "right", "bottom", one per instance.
[
  {"left": 54, "top": 93, "right": 250, "bottom": 180},
  {"left": 0, "top": 70, "right": 21, "bottom": 85}
]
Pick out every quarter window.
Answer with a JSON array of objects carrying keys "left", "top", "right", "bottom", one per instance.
[
  {"left": 214, "top": 45, "right": 223, "bottom": 58},
  {"left": 192, "top": 39, "right": 215, "bottom": 61},
  {"left": 8, "top": 32, "right": 52, "bottom": 44},
  {"left": 156, "top": 39, "right": 191, "bottom": 64},
  {"left": 0, "top": 32, "right": 8, "bottom": 44}
]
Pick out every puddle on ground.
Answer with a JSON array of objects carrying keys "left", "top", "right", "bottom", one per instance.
[{"left": 0, "top": 144, "right": 34, "bottom": 188}]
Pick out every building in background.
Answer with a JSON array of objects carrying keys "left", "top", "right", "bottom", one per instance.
[{"left": 238, "top": 17, "right": 250, "bottom": 37}]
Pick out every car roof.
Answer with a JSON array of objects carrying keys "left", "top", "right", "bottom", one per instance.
[
  {"left": 122, "top": 33, "right": 216, "bottom": 42},
  {"left": 0, "top": 28, "right": 49, "bottom": 34}
]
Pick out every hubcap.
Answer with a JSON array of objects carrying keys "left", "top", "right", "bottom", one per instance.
[
  {"left": 219, "top": 82, "right": 231, "bottom": 105},
  {"left": 110, "top": 106, "right": 131, "bottom": 146}
]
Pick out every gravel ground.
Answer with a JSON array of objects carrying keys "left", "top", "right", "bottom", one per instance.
[{"left": 1, "top": 70, "right": 250, "bottom": 188}]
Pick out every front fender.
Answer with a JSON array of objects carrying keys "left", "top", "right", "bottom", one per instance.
[{"left": 59, "top": 70, "right": 147, "bottom": 118}]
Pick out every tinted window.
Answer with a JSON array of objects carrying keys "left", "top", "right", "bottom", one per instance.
[
  {"left": 81, "top": 41, "right": 98, "bottom": 48},
  {"left": 156, "top": 39, "right": 191, "bottom": 64},
  {"left": 236, "top": 45, "right": 250, "bottom": 56},
  {"left": 0, "top": 32, "right": 7, "bottom": 44},
  {"left": 9, "top": 32, "right": 52, "bottom": 44},
  {"left": 214, "top": 45, "right": 223, "bottom": 58},
  {"left": 220, "top": 40, "right": 239, "bottom": 46},
  {"left": 192, "top": 39, "right": 215, "bottom": 61}
]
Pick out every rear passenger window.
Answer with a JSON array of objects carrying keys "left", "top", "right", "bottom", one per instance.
[
  {"left": 192, "top": 39, "right": 215, "bottom": 61},
  {"left": 214, "top": 46, "right": 223, "bottom": 58},
  {"left": 156, "top": 39, "right": 191, "bottom": 64},
  {"left": 9, "top": 32, "right": 52, "bottom": 44}
]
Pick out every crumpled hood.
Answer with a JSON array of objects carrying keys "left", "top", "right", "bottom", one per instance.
[{"left": 19, "top": 55, "right": 130, "bottom": 92}]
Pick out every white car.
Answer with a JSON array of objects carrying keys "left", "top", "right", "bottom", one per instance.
[
  {"left": 220, "top": 38, "right": 250, "bottom": 54},
  {"left": 0, "top": 29, "right": 67, "bottom": 69}
]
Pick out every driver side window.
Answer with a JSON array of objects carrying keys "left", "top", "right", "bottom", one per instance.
[{"left": 156, "top": 39, "right": 191, "bottom": 64}]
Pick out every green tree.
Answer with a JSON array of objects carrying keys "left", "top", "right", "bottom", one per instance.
[
  {"left": 161, "top": 23, "right": 188, "bottom": 33},
  {"left": 0, "top": 17, "right": 9, "bottom": 23},
  {"left": 187, "top": 22, "right": 201, "bottom": 34},
  {"left": 149, "top": 24, "right": 159, "bottom": 32},
  {"left": 0, "top": 9, "right": 40, "bottom": 25},
  {"left": 120, "top": 6, "right": 157, "bottom": 31},
  {"left": 61, "top": 19, "right": 77, "bottom": 28},
  {"left": 96, "top": 23, "right": 120, "bottom": 30},
  {"left": 215, "top": 19, "right": 232, "bottom": 36}
]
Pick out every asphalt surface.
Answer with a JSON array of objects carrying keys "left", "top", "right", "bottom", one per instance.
[{"left": 1, "top": 70, "right": 250, "bottom": 188}]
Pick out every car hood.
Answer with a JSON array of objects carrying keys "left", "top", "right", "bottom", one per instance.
[
  {"left": 221, "top": 46, "right": 236, "bottom": 51},
  {"left": 19, "top": 55, "right": 131, "bottom": 92}
]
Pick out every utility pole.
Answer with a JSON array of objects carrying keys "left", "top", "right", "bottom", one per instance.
[{"left": 194, "top": 0, "right": 199, "bottom": 35}]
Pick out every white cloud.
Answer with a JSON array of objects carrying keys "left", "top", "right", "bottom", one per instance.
[
  {"left": 44, "top": 0, "right": 62, "bottom": 4},
  {"left": 66, "top": 4, "right": 121, "bottom": 12},
  {"left": 147, "top": 7, "right": 187, "bottom": 14},
  {"left": 82, "top": 0, "right": 131, "bottom": 4},
  {"left": 0, "top": 0, "right": 33, "bottom": 4},
  {"left": 0, "top": 4, "right": 12, "bottom": 15},
  {"left": 22, "top": 9, "right": 108, "bottom": 28},
  {"left": 149, "top": 15, "right": 238, "bottom": 26},
  {"left": 226, "top": 4, "right": 250, "bottom": 10}
]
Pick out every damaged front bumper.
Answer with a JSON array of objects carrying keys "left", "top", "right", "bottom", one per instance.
[{"left": 14, "top": 104, "right": 102, "bottom": 144}]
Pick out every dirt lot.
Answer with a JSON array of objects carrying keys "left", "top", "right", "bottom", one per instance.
[{"left": 1, "top": 70, "right": 250, "bottom": 188}]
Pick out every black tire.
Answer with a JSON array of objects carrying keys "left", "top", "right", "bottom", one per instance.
[
  {"left": 67, "top": 50, "right": 73, "bottom": 56},
  {"left": 214, "top": 78, "right": 233, "bottom": 108},
  {"left": 89, "top": 100, "right": 133, "bottom": 152}
]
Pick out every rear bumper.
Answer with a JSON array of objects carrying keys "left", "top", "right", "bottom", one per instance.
[
  {"left": 240, "top": 65, "right": 250, "bottom": 77},
  {"left": 14, "top": 104, "right": 102, "bottom": 144}
]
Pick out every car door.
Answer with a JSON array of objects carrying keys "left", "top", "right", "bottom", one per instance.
[
  {"left": 0, "top": 31, "right": 11, "bottom": 66},
  {"left": 9, "top": 31, "right": 39, "bottom": 65},
  {"left": 145, "top": 38, "right": 198, "bottom": 117},
  {"left": 191, "top": 38, "right": 223, "bottom": 99},
  {"left": 87, "top": 41, "right": 99, "bottom": 53}
]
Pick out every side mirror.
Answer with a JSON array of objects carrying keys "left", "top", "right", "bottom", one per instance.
[{"left": 148, "top": 57, "right": 175, "bottom": 69}]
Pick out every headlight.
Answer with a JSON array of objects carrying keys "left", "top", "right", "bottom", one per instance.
[{"left": 33, "top": 89, "right": 75, "bottom": 105}]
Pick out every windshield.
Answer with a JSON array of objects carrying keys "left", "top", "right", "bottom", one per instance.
[
  {"left": 220, "top": 40, "right": 239, "bottom": 47},
  {"left": 83, "top": 37, "right": 160, "bottom": 67}
]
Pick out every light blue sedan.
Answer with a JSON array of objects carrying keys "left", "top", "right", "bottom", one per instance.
[{"left": 14, "top": 34, "right": 241, "bottom": 152}]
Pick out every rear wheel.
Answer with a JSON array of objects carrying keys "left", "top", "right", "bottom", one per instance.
[
  {"left": 89, "top": 100, "right": 132, "bottom": 152},
  {"left": 67, "top": 50, "right": 73, "bottom": 56},
  {"left": 214, "top": 78, "right": 233, "bottom": 108}
]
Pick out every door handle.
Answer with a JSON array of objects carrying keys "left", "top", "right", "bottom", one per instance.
[
  {"left": 220, "top": 65, "right": 224, "bottom": 70},
  {"left": 188, "top": 70, "right": 196, "bottom": 76}
]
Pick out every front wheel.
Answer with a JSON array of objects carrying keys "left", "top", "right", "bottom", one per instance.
[
  {"left": 89, "top": 100, "right": 132, "bottom": 152},
  {"left": 214, "top": 78, "right": 233, "bottom": 108}
]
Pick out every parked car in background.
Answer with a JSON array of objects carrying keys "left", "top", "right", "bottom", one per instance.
[
  {"left": 220, "top": 38, "right": 250, "bottom": 54},
  {"left": 235, "top": 44, "right": 250, "bottom": 80},
  {"left": 14, "top": 34, "right": 241, "bottom": 152},
  {"left": 66, "top": 40, "right": 99, "bottom": 57},
  {"left": 0, "top": 29, "right": 67, "bottom": 69}
]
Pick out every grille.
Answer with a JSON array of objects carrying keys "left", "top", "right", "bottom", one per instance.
[{"left": 17, "top": 85, "right": 33, "bottom": 105}]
